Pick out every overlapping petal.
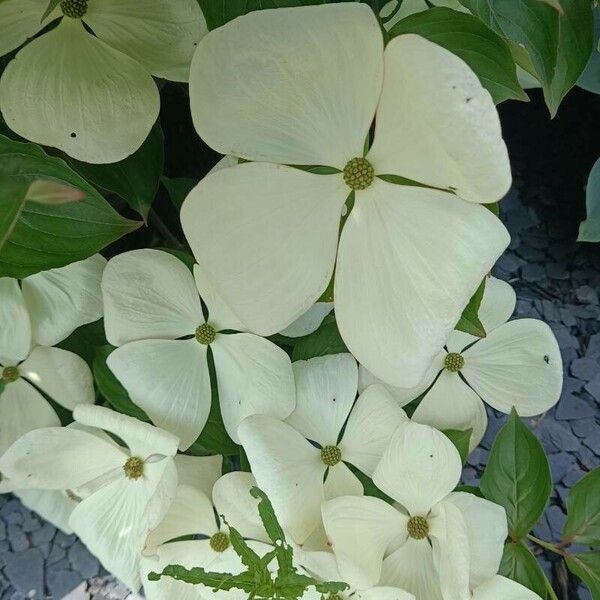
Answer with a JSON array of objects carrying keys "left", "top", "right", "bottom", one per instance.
[
  {"left": 280, "top": 302, "right": 334, "bottom": 338},
  {"left": 373, "top": 421, "right": 462, "bottom": 516},
  {"left": 189, "top": 3, "right": 383, "bottom": 167},
  {"left": 84, "top": 0, "right": 207, "bottom": 82},
  {"left": 181, "top": 163, "right": 348, "bottom": 335},
  {"left": 0, "top": 278, "right": 31, "bottom": 364},
  {"left": 107, "top": 339, "right": 211, "bottom": 451},
  {"left": 22, "top": 254, "right": 106, "bottom": 347},
  {"left": 0, "top": 0, "right": 55, "bottom": 57},
  {"left": 472, "top": 576, "right": 544, "bottom": 599},
  {"left": 0, "top": 18, "right": 159, "bottom": 163},
  {"left": 335, "top": 180, "right": 509, "bottom": 388},
  {"left": 368, "top": 35, "right": 511, "bottom": 203},
  {"left": 102, "top": 249, "right": 202, "bottom": 346}
]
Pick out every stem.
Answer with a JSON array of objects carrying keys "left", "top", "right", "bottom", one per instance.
[
  {"left": 544, "top": 576, "right": 559, "bottom": 600},
  {"left": 381, "top": 0, "right": 403, "bottom": 24},
  {"left": 527, "top": 534, "right": 567, "bottom": 557},
  {"left": 148, "top": 208, "right": 185, "bottom": 250}
]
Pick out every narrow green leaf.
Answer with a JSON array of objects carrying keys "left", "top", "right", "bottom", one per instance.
[
  {"left": 566, "top": 553, "right": 600, "bottom": 599},
  {"left": 480, "top": 409, "right": 552, "bottom": 539},
  {"left": 68, "top": 121, "right": 164, "bottom": 221},
  {"left": 250, "top": 487, "right": 287, "bottom": 545},
  {"left": 41, "top": 0, "right": 61, "bottom": 22},
  {"left": 93, "top": 345, "right": 150, "bottom": 422},
  {"left": 443, "top": 428, "right": 472, "bottom": 464},
  {"left": 455, "top": 279, "right": 486, "bottom": 338},
  {"left": 148, "top": 565, "right": 255, "bottom": 592},
  {"left": 578, "top": 157, "right": 600, "bottom": 243},
  {"left": 291, "top": 315, "right": 348, "bottom": 361},
  {"left": 499, "top": 540, "right": 549, "bottom": 598},
  {"left": 389, "top": 7, "right": 527, "bottom": 104},
  {"left": 563, "top": 467, "right": 600, "bottom": 547},
  {"left": 0, "top": 135, "right": 141, "bottom": 278},
  {"left": 464, "top": 0, "right": 593, "bottom": 116},
  {"left": 57, "top": 319, "right": 107, "bottom": 368}
]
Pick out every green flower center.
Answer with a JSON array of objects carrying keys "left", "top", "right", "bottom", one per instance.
[
  {"left": 444, "top": 352, "right": 464, "bottom": 373},
  {"left": 343, "top": 157, "right": 374, "bottom": 190},
  {"left": 1, "top": 366, "right": 19, "bottom": 383},
  {"left": 123, "top": 457, "right": 144, "bottom": 480},
  {"left": 321, "top": 445, "right": 342, "bottom": 467},
  {"left": 60, "top": 0, "right": 88, "bottom": 18},
  {"left": 195, "top": 323, "right": 216, "bottom": 345},
  {"left": 210, "top": 532, "right": 230, "bottom": 552},
  {"left": 407, "top": 515, "right": 429, "bottom": 540}
]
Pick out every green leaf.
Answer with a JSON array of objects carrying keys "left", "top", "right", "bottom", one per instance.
[
  {"left": 57, "top": 319, "right": 107, "bottom": 368},
  {"left": 388, "top": 7, "right": 527, "bottom": 104},
  {"left": 250, "top": 487, "right": 287, "bottom": 545},
  {"left": 0, "top": 135, "right": 141, "bottom": 278},
  {"left": 93, "top": 345, "right": 150, "bottom": 422},
  {"left": 455, "top": 278, "right": 486, "bottom": 338},
  {"left": 480, "top": 409, "right": 552, "bottom": 539},
  {"left": 161, "top": 176, "right": 198, "bottom": 211},
  {"left": 68, "top": 121, "right": 164, "bottom": 221},
  {"left": 443, "top": 428, "right": 472, "bottom": 464},
  {"left": 578, "top": 157, "right": 600, "bottom": 243},
  {"left": 197, "top": 0, "right": 348, "bottom": 30},
  {"left": 463, "top": 0, "right": 594, "bottom": 116},
  {"left": 499, "top": 540, "right": 549, "bottom": 598},
  {"left": 563, "top": 467, "right": 600, "bottom": 547},
  {"left": 566, "top": 553, "right": 600, "bottom": 599},
  {"left": 148, "top": 565, "right": 255, "bottom": 592},
  {"left": 291, "top": 315, "right": 348, "bottom": 361},
  {"left": 577, "top": 8, "right": 600, "bottom": 94}
]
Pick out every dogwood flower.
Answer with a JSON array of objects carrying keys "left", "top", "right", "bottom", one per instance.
[
  {"left": 0, "top": 254, "right": 105, "bottom": 455},
  {"left": 102, "top": 249, "right": 295, "bottom": 450},
  {"left": 322, "top": 420, "right": 508, "bottom": 598},
  {"left": 359, "top": 277, "right": 563, "bottom": 449},
  {"left": 0, "top": 405, "right": 179, "bottom": 591},
  {"left": 280, "top": 302, "right": 334, "bottom": 338},
  {"left": 238, "top": 353, "right": 407, "bottom": 545},
  {"left": 141, "top": 470, "right": 272, "bottom": 600},
  {"left": 297, "top": 547, "right": 415, "bottom": 600},
  {"left": 183, "top": 3, "right": 511, "bottom": 389},
  {"left": 0, "top": 0, "right": 206, "bottom": 163}
]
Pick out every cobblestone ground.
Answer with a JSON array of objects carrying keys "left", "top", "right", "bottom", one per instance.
[{"left": 0, "top": 90, "right": 599, "bottom": 599}]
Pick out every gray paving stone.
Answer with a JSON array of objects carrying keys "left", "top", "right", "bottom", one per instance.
[
  {"left": 47, "top": 569, "right": 85, "bottom": 600},
  {"left": 571, "top": 357, "right": 600, "bottom": 380},
  {"left": 4, "top": 549, "right": 44, "bottom": 599},
  {"left": 584, "top": 374, "right": 600, "bottom": 402},
  {"left": 69, "top": 542, "right": 100, "bottom": 579},
  {"left": 555, "top": 395, "right": 596, "bottom": 420}
]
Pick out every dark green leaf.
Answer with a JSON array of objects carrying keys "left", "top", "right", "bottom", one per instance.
[
  {"left": 463, "top": 0, "right": 594, "bottom": 116},
  {"left": 499, "top": 540, "right": 549, "bottom": 598},
  {"left": 93, "top": 345, "right": 150, "bottom": 422},
  {"left": 566, "top": 553, "right": 600, "bottom": 599},
  {"left": 480, "top": 409, "right": 552, "bottom": 539},
  {"left": 578, "top": 157, "right": 600, "bottom": 243},
  {"left": 291, "top": 315, "right": 347, "bottom": 361},
  {"left": 41, "top": 0, "right": 61, "bottom": 22},
  {"left": 455, "top": 279, "right": 486, "bottom": 338},
  {"left": 0, "top": 135, "right": 141, "bottom": 278},
  {"left": 389, "top": 7, "right": 527, "bottom": 103},
  {"left": 563, "top": 467, "right": 600, "bottom": 547},
  {"left": 0, "top": 177, "right": 29, "bottom": 249},
  {"left": 68, "top": 122, "right": 164, "bottom": 221},
  {"left": 250, "top": 487, "right": 287, "bottom": 545},
  {"left": 577, "top": 8, "right": 600, "bottom": 94},
  {"left": 443, "top": 428, "right": 472, "bottom": 464},
  {"left": 455, "top": 485, "right": 485, "bottom": 498},
  {"left": 161, "top": 176, "right": 198, "bottom": 211},
  {"left": 346, "top": 463, "right": 394, "bottom": 503},
  {"left": 57, "top": 319, "right": 107, "bottom": 369},
  {"left": 148, "top": 565, "right": 255, "bottom": 592}
]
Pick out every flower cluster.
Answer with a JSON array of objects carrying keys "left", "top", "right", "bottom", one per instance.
[{"left": 0, "top": 3, "right": 568, "bottom": 600}]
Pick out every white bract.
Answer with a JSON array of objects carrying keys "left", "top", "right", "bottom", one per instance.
[
  {"left": 280, "top": 302, "right": 334, "bottom": 338},
  {"left": 141, "top": 470, "right": 271, "bottom": 600},
  {"left": 0, "top": 405, "right": 179, "bottom": 591},
  {"left": 102, "top": 249, "right": 295, "bottom": 450},
  {"left": 471, "top": 576, "right": 544, "bottom": 600},
  {"left": 183, "top": 3, "right": 511, "bottom": 388},
  {"left": 238, "top": 353, "right": 407, "bottom": 545},
  {"left": 322, "top": 420, "right": 508, "bottom": 599},
  {"left": 0, "top": 255, "right": 105, "bottom": 455},
  {"left": 360, "top": 277, "right": 563, "bottom": 449},
  {"left": 0, "top": 0, "right": 206, "bottom": 163}
]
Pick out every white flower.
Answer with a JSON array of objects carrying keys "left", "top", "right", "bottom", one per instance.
[
  {"left": 141, "top": 470, "right": 272, "bottom": 600},
  {"left": 0, "top": 0, "right": 206, "bottom": 163},
  {"left": 280, "top": 302, "right": 334, "bottom": 338},
  {"left": 297, "top": 548, "right": 415, "bottom": 600},
  {"left": 238, "top": 353, "right": 407, "bottom": 545},
  {"left": 101, "top": 248, "right": 295, "bottom": 450},
  {"left": 0, "top": 405, "right": 179, "bottom": 591},
  {"left": 182, "top": 3, "right": 511, "bottom": 389},
  {"left": 360, "top": 277, "right": 563, "bottom": 449},
  {"left": 472, "top": 575, "right": 543, "bottom": 600},
  {"left": 322, "top": 420, "right": 508, "bottom": 599},
  {"left": 0, "top": 255, "right": 105, "bottom": 455}
]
